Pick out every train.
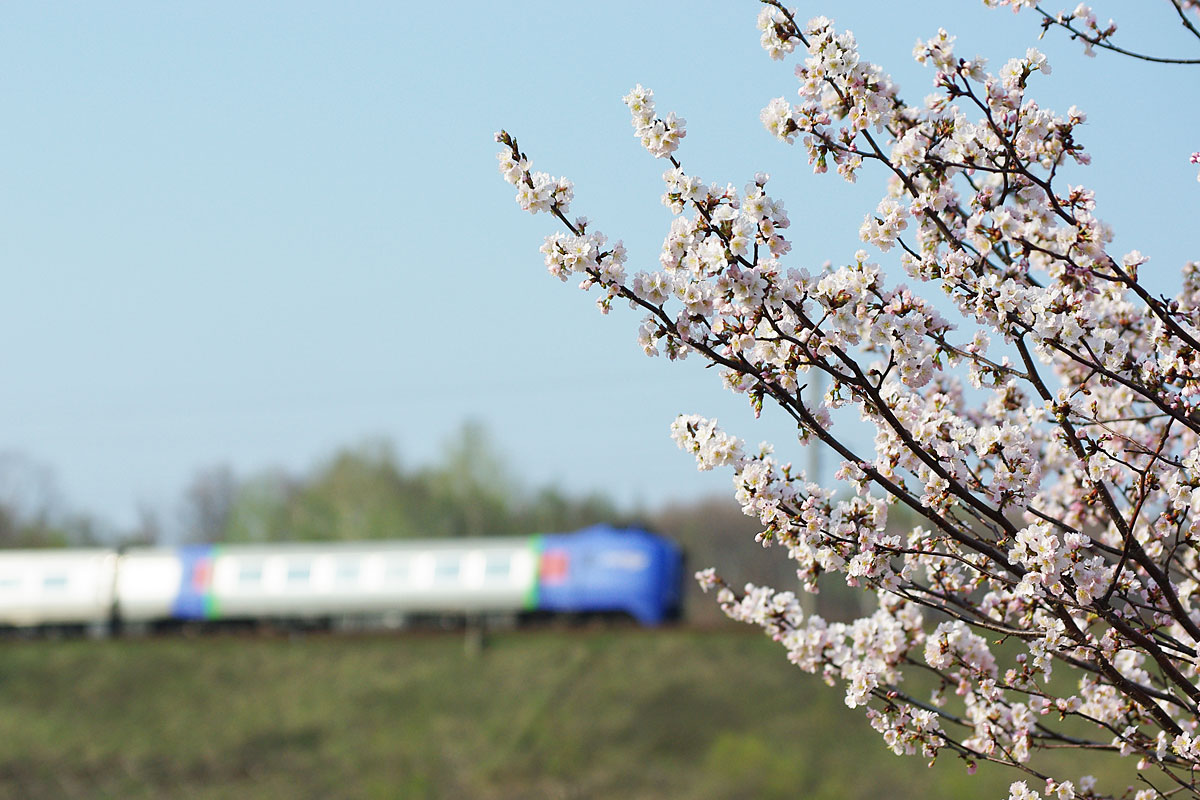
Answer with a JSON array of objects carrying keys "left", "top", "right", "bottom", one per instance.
[{"left": 0, "top": 525, "right": 684, "bottom": 632}]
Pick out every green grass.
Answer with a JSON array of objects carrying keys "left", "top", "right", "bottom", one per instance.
[{"left": 0, "top": 628, "right": 1140, "bottom": 799}]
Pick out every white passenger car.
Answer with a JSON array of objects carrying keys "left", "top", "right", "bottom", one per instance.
[
  {"left": 114, "top": 549, "right": 188, "bottom": 622},
  {"left": 0, "top": 549, "right": 117, "bottom": 627}
]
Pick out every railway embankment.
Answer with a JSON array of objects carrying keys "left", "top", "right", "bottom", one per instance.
[{"left": 0, "top": 628, "right": 1123, "bottom": 799}]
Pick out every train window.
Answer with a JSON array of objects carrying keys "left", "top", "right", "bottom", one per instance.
[
  {"left": 433, "top": 557, "right": 460, "bottom": 583},
  {"left": 384, "top": 559, "right": 409, "bottom": 583},
  {"left": 238, "top": 563, "right": 264, "bottom": 584},
  {"left": 335, "top": 560, "right": 360, "bottom": 584},
  {"left": 484, "top": 555, "right": 510, "bottom": 578},
  {"left": 0, "top": 575, "right": 19, "bottom": 591},
  {"left": 286, "top": 563, "right": 312, "bottom": 585},
  {"left": 42, "top": 574, "right": 68, "bottom": 591}
]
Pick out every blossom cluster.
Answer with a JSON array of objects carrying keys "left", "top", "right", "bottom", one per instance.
[
  {"left": 623, "top": 84, "right": 686, "bottom": 160},
  {"left": 497, "top": 1, "right": 1200, "bottom": 797},
  {"left": 495, "top": 130, "right": 574, "bottom": 216}
]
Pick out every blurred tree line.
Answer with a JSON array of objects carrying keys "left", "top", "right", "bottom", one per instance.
[
  {"left": 180, "top": 423, "right": 622, "bottom": 544},
  {"left": 0, "top": 453, "right": 101, "bottom": 548}
]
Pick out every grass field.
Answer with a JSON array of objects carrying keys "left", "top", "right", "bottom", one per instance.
[{"left": 0, "top": 627, "right": 1137, "bottom": 799}]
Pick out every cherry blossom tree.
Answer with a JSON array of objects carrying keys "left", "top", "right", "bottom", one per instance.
[{"left": 496, "top": 2, "right": 1200, "bottom": 798}]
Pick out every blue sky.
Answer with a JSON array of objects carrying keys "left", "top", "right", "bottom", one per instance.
[{"left": 2, "top": 2, "right": 1196, "bottom": 534}]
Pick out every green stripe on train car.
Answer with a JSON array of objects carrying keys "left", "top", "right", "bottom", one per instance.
[
  {"left": 204, "top": 545, "right": 221, "bottom": 620},
  {"left": 523, "top": 535, "right": 543, "bottom": 610}
]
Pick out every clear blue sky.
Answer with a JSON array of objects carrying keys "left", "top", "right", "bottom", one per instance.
[{"left": 1, "top": 2, "right": 1196, "bottom": 535}]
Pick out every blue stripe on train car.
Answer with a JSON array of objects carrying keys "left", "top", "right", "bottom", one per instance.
[
  {"left": 535, "top": 525, "right": 682, "bottom": 625},
  {"left": 171, "top": 545, "right": 217, "bottom": 620}
]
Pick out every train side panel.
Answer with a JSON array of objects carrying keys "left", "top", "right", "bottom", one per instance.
[
  {"left": 115, "top": 549, "right": 187, "bottom": 622},
  {"left": 137, "top": 539, "right": 542, "bottom": 622},
  {"left": 0, "top": 550, "right": 118, "bottom": 626}
]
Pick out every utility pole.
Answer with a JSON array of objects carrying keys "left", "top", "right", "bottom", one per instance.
[
  {"left": 801, "top": 371, "right": 823, "bottom": 617},
  {"left": 807, "top": 372, "right": 823, "bottom": 490}
]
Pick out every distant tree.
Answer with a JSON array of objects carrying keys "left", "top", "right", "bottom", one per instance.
[
  {"left": 223, "top": 469, "right": 294, "bottom": 543},
  {"left": 0, "top": 504, "right": 70, "bottom": 548},
  {"left": 215, "top": 426, "right": 632, "bottom": 542},
  {"left": 179, "top": 464, "right": 238, "bottom": 543},
  {"left": 123, "top": 504, "right": 163, "bottom": 547},
  {"left": 519, "top": 485, "right": 625, "bottom": 535},
  {"left": 284, "top": 439, "right": 419, "bottom": 541},
  {"left": 0, "top": 451, "right": 61, "bottom": 545},
  {"left": 418, "top": 421, "right": 518, "bottom": 538},
  {"left": 0, "top": 451, "right": 84, "bottom": 547}
]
